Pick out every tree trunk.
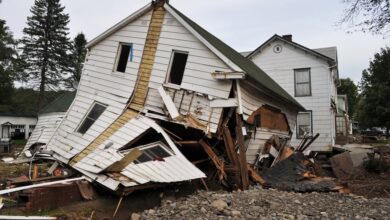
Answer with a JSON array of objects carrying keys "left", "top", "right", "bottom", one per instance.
[
  {"left": 38, "top": 65, "right": 46, "bottom": 110},
  {"left": 386, "top": 127, "right": 389, "bottom": 139}
]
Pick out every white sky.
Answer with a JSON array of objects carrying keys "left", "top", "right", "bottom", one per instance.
[{"left": 1, "top": 0, "right": 388, "bottom": 84}]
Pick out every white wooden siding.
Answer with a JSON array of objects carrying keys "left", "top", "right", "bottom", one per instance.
[
  {"left": 23, "top": 113, "right": 65, "bottom": 152},
  {"left": 250, "top": 39, "right": 336, "bottom": 151},
  {"left": 73, "top": 116, "right": 205, "bottom": 189},
  {"left": 46, "top": 11, "right": 153, "bottom": 162},
  {"left": 149, "top": 12, "right": 233, "bottom": 99},
  {"left": 246, "top": 129, "right": 290, "bottom": 164}
]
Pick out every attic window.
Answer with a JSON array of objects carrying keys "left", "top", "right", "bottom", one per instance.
[
  {"left": 166, "top": 50, "right": 188, "bottom": 85},
  {"left": 115, "top": 43, "right": 133, "bottom": 73},
  {"left": 77, "top": 102, "right": 107, "bottom": 134}
]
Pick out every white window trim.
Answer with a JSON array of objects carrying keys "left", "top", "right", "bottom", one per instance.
[
  {"left": 294, "top": 68, "right": 312, "bottom": 97},
  {"left": 76, "top": 101, "right": 107, "bottom": 134},
  {"left": 119, "top": 141, "right": 174, "bottom": 164},
  {"left": 296, "top": 111, "right": 313, "bottom": 139},
  {"left": 113, "top": 42, "right": 133, "bottom": 74},
  {"left": 164, "top": 50, "right": 189, "bottom": 88}
]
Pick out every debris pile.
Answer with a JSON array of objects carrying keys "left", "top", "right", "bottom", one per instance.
[{"left": 138, "top": 187, "right": 390, "bottom": 219}]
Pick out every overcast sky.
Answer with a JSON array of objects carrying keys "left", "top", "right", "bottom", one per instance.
[{"left": 1, "top": 0, "right": 388, "bottom": 83}]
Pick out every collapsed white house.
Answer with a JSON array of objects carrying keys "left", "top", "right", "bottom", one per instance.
[{"left": 37, "top": 0, "right": 304, "bottom": 192}]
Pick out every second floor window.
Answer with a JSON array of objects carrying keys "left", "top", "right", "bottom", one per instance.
[
  {"left": 77, "top": 102, "right": 107, "bottom": 134},
  {"left": 294, "top": 68, "right": 311, "bottom": 97},
  {"left": 166, "top": 50, "right": 188, "bottom": 85},
  {"left": 115, "top": 43, "right": 132, "bottom": 73}
]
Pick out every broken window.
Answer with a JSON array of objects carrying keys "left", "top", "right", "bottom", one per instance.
[
  {"left": 115, "top": 43, "right": 132, "bottom": 73},
  {"left": 166, "top": 50, "right": 188, "bottom": 85},
  {"left": 128, "top": 142, "right": 173, "bottom": 164},
  {"left": 296, "top": 111, "right": 312, "bottom": 138},
  {"left": 294, "top": 68, "right": 311, "bottom": 97},
  {"left": 77, "top": 102, "right": 107, "bottom": 134}
]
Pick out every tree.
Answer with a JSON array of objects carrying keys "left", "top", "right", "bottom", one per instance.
[
  {"left": 337, "top": 78, "right": 358, "bottom": 117},
  {"left": 66, "top": 33, "right": 87, "bottom": 89},
  {"left": 0, "top": 19, "right": 17, "bottom": 111},
  {"left": 20, "top": 0, "right": 71, "bottom": 109},
  {"left": 341, "top": 0, "right": 390, "bottom": 35},
  {"left": 358, "top": 47, "right": 390, "bottom": 135}
]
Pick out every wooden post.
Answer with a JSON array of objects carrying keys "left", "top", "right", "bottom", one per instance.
[
  {"left": 222, "top": 126, "right": 239, "bottom": 166},
  {"left": 32, "top": 164, "right": 39, "bottom": 179},
  {"left": 235, "top": 113, "right": 249, "bottom": 190}
]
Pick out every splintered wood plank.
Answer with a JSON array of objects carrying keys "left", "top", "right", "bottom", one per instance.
[
  {"left": 199, "top": 139, "right": 227, "bottom": 181},
  {"left": 236, "top": 113, "right": 249, "bottom": 190}
]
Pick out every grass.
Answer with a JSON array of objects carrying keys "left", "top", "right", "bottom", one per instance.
[
  {"left": 12, "top": 139, "right": 27, "bottom": 145},
  {"left": 370, "top": 139, "right": 390, "bottom": 147}
]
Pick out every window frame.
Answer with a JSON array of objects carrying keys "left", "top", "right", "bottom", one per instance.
[
  {"left": 294, "top": 68, "right": 312, "bottom": 97},
  {"left": 76, "top": 102, "right": 107, "bottom": 135},
  {"left": 296, "top": 111, "right": 313, "bottom": 139},
  {"left": 165, "top": 50, "right": 189, "bottom": 87},
  {"left": 113, "top": 42, "right": 133, "bottom": 73},
  {"left": 119, "top": 141, "right": 174, "bottom": 165}
]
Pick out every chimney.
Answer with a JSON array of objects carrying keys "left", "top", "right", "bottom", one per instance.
[{"left": 282, "top": 34, "right": 292, "bottom": 42}]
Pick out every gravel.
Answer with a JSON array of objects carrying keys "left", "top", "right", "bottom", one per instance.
[{"left": 134, "top": 186, "right": 390, "bottom": 220}]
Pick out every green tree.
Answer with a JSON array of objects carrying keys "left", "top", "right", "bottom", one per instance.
[
  {"left": 0, "top": 19, "right": 17, "bottom": 111},
  {"left": 341, "top": 0, "right": 390, "bottom": 35},
  {"left": 358, "top": 47, "right": 390, "bottom": 135},
  {"left": 20, "top": 0, "right": 71, "bottom": 109},
  {"left": 337, "top": 78, "right": 358, "bottom": 117},
  {"left": 66, "top": 32, "right": 87, "bottom": 89}
]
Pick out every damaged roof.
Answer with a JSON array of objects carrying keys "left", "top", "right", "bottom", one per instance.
[{"left": 168, "top": 5, "right": 304, "bottom": 111}]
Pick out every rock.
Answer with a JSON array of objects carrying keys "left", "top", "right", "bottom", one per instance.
[
  {"left": 294, "top": 199, "right": 301, "bottom": 204},
  {"left": 131, "top": 213, "right": 141, "bottom": 220},
  {"left": 148, "top": 209, "right": 155, "bottom": 215},
  {"left": 231, "top": 210, "right": 241, "bottom": 216},
  {"left": 211, "top": 199, "right": 228, "bottom": 211},
  {"left": 201, "top": 207, "right": 207, "bottom": 213}
]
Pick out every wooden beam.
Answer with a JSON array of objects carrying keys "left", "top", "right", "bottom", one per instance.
[
  {"left": 235, "top": 113, "right": 249, "bottom": 190},
  {"left": 198, "top": 139, "right": 227, "bottom": 181},
  {"left": 222, "top": 126, "right": 239, "bottom": 166},
  {"left": 174, "top": 140, "right": 199, "bottom": 145},
  {"left": 247, "top": 164, "right": 265, "bottom": 185},
  {"left": 106, "top": 149, "right": 142, "bottom": 172}
]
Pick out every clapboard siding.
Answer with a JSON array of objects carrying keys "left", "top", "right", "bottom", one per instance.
[
  {"left": 246, "top": 129, "right": 290, "bottom": 164},
  {"left": 250, "top": 39, "right": 336, "bottom": 151},
  {"left": 24, "top": 113, "right": 66, "bottom": 153},
  {"left": 46, "top": 11, "right": 153, "bottom": 162},
  {"left": 148, "top": 12, "right": 232, "bottom": 99}
]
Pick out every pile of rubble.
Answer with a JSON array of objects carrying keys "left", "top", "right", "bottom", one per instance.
[{"left": 137, "top": 187, "right": 390, "bottom": 220}]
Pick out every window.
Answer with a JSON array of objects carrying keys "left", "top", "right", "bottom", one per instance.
[
  {"left": 296, "top": 111, "right": 312, "bottom": 138},
  {"left": 166, "top": 50, "right": 188, "bottom": 85},
  {"left": 121, "top": 141, "right": 173, "bottom": 164},
  {"left": 294, "top": 68, "right": 311, "bottom": 97},
  {"left": 77, "top": 102, "right": 107, "bottom": 134},
  {"left": 336, "top": 116, "right": 347, "bottom": 135},
  {"left": 115, "top": 43, "right": 132, "bottom": 73}
]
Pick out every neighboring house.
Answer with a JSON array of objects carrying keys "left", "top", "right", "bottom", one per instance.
[
  {"left": 44, "top": 1, "right": 303, "bottom": 191},
  {"left": 245, "top": 34, "right": 339, "bottom": 152},
  {"left": 0, "top": 113, "right": 37, "bottom": 140},
  {"left": 335, "top": 95, "right": 351, "bottom": 145},
  {"left": 22, "top": 92, "right": 76, "bottom": 155}
]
